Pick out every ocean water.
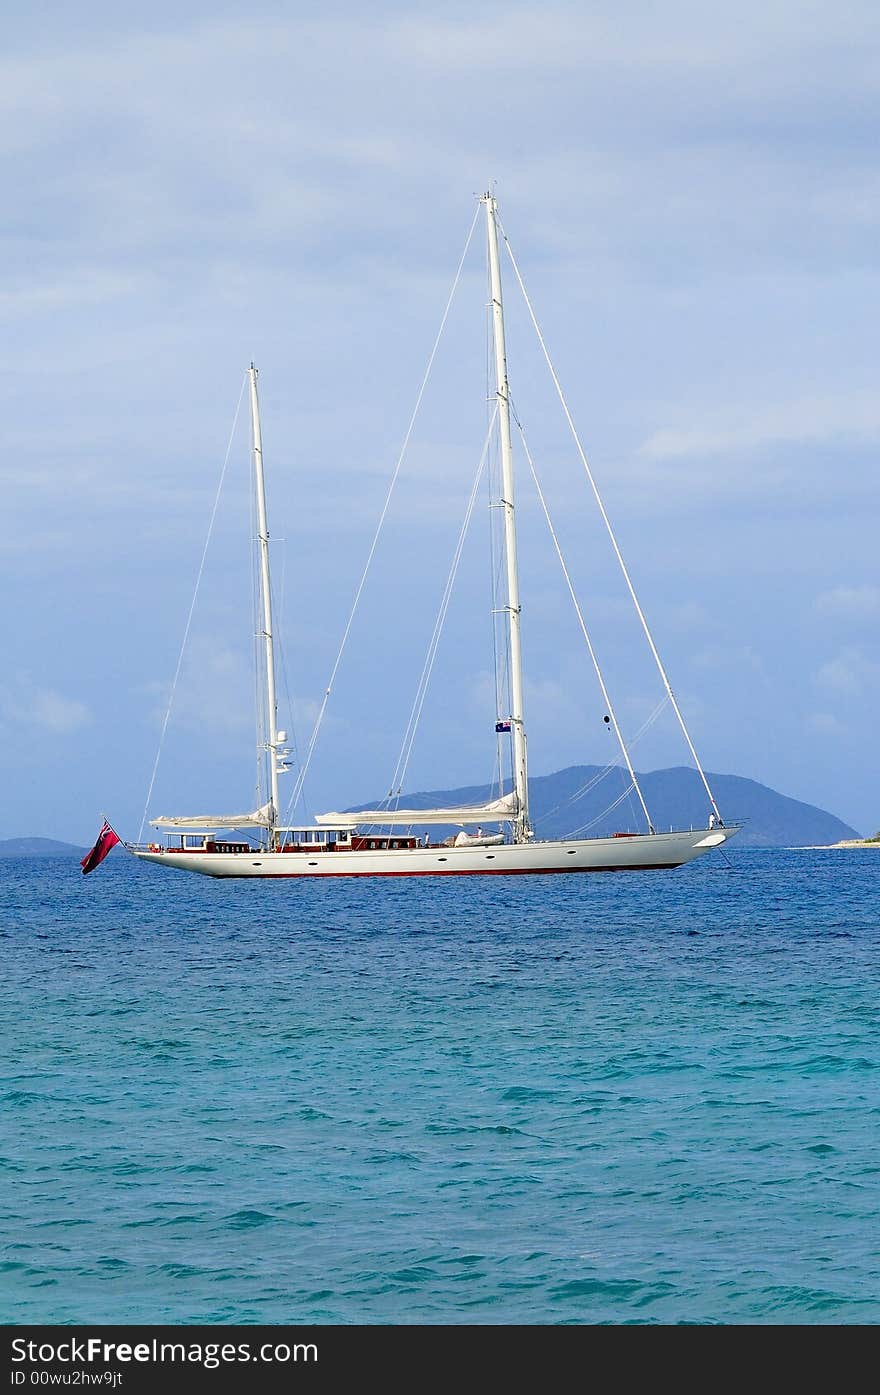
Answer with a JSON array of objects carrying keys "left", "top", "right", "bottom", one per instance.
[{"left": 1, "top": 846, "right": 878, "bottom": 1325}]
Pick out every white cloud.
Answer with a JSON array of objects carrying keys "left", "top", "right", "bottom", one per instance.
[
  {"left": 0, "top": 270, "right": 139, "bottom": 314},
  {"left": 668, "top": 601, "right": 709, "bottom": 630},
  {"left": 0, "top": 675, "right": 91, "bottom": 732},
  {"left": 390, "top": 4, "right": 879, "bottom": 82},
  {"left": 691, "top": 644, "right": 763, "bottom": 672},
  {"left": 2, "top": 2, "right": 880, "bottom": 839},
  {"left": 816, "top": 585, "right": 880, "bottom": 619},
  {"left": 640, "top": 393, "right": 880, "bottom": 462},
  {"left": 141, "top": 642, "right": 252, "bottom": 733},
  {"left": 805, "top": 711, "right": 846, "bottom": 736},
  {"left": 814, "top": 647, "right": 880, "bottom": 697}
]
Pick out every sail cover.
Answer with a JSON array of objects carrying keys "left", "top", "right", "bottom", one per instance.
[
  {"left": 151, "top": 801, "right": 274, "bottom": 830},
  {"left": 315, "top": 793, "right": 518, "bottom": 828}
]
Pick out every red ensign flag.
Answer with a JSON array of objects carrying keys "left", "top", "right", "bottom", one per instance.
[{"left": 81, "top": 819, "right": 121, "bottom": 875}]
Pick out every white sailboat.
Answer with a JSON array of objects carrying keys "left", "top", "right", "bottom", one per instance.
[{"left": 128, "top": 195, "right": 738, "bottom": 879}]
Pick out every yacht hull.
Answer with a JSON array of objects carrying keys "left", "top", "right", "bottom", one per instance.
[{"left": 131, "top": 826, "right": 737, "bottom": 879}]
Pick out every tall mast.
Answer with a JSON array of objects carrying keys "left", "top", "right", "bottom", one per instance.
[
  {"left": 484, "top": 194, "right": 530, "bottom": 841},
  {"left": 249, "top": 364, "right": 280, "bottom": 844}
]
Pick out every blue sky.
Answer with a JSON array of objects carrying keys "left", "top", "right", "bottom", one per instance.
[{"left": 1, "top": 1, "right": 878, "bottom": 841}]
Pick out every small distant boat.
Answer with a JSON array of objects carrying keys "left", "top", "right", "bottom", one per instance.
[{"left": 126, "top": 194, "right": 739, "bottom": 879}]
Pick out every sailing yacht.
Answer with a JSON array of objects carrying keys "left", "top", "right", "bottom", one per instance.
[{"left": 128, "top": 195, "right": 739, "bottom": 878}]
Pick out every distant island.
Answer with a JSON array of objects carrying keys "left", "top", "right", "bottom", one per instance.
[
  {"left": 348, "top": 765, "right": 862, "bottom": 849},
  {"left": 0, "top": 767, "right": 864, "bottom": 854},
  {"left": 0, "top": 837, "right": 87, "bottom": 858}
]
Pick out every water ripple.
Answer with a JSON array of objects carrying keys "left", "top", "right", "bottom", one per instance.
[{"left": 2, "top": 848, "right": 879, "bottom": 1323}]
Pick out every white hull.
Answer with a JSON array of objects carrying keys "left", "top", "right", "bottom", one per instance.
[{"left": 131, "top": 827, "right": 737, "bottom": 879}]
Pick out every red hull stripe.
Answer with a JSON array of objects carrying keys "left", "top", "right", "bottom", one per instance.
[{"left": 193, "top": 862, "right": 681, "bottom": 879}]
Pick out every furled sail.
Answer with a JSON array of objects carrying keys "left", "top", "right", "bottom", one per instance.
[
  {"left": 314, "top": 793, "right": 518, "bottom": 828},
  {"left": 151, "top": 801, "right": 274, "bottom": 831}
]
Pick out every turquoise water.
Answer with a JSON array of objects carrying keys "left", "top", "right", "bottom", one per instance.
[{"left": 1, "top": 848, "right": 878, "bottom": 1324}]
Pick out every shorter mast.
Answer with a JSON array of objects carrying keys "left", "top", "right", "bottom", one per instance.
[
  {"left": 249, "top": 364, "right": 281, "bottom": 845},
  {"left": 484, "top": 193, "right": 531, "bottom": 841}
]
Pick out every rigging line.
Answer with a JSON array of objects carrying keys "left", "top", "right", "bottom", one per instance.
[
  {"left": 138, "top": 373, "right": 247, "bottom": 844},
  {"left": 249, "top": 434, "right": 263, "bottom": 810},
  {"left": 487, "top": 492, "right": 503, "bottom": 795},
  {"left": 484, "top": 259, "right": 505, "bottom": 792},
  {"left": 537, "top": 694, "right": 671, "bottom": 825},
  {"left": 271, "top": 570, "right": 309, "bottom": 825},
  {"left": 387, "top": 404, "right": 499, "bottom": 804},
  {"left": 538, "top": 763, "right": 619, "bottom": 826},
  {"left": 275, "top": 550, "right": 300, "bottom": 808},
  {"left": 485, "top": 741, "right": 504, "bottom": 809},
  {"left": 391, "top": 408, "right": 496, "bottom": 802},
  {"left": 498, "top": 219, "right": 723, "bottom": 826},
  {"left": 622, "top": 766, "right": 641, "bottom": 834},
  {"left": 565, "top": 781, "right": 637, "bottom": 839},
  {"left": 514, "top": 415, "right": 655, "bottom": 835},
  {"left": 490, "top": 507, "right": 511, "bottom": 767},
  {"left": 284, "top": 202, "right": 481, "bottom": 825},
  {"left": 485, "top": 390, "right": 505, "bottom": 796},
  {"left": 631, "top": 692, "right": 670, "bottom": 743},
  {"left": 485, "top": 237, "right": 515, "bottom": 804}
]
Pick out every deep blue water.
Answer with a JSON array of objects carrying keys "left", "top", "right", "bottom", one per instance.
[{"left": 1, "top": 847, "right": 878, "bottom": 1325}]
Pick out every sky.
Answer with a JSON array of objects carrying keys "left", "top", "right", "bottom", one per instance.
[{"left": 1, "top": 0, "right": 878, "bottom": 842}]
